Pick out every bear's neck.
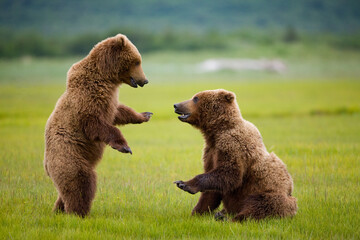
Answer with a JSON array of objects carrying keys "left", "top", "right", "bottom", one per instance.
[
  {"left": 201, "top": 118, "right": 242, "bottom": 141},
  {"left": 66, "top": 58, "right": 118, "bottom": 91},
  {"left": 200, "top": 107, "right": 243, "bottom": 143},
  {"left": 65, "top": 59, "right": 120, "bottom": 116}
]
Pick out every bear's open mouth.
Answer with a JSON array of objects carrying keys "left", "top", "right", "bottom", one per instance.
[
  {"left": 130, "top": 77, "right": 138, "bottom": 88},
  {"left": 175, "top": 110, "right": 191, "bottom": 121}
]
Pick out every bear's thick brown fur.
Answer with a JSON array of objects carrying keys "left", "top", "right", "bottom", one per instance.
[
  {"left": 44, "top": 34, "right": 152, "bottom": 217},
  {"left": 174, "top": 89, "right": 297, "bottom": 221}
]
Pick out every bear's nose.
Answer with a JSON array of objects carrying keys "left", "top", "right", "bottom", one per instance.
[
  {"left": 144, "top": 79, "right": 149, "bottom": 85},
  {"left": 174, "top": 104, "right": 178, "bottom": 109}
]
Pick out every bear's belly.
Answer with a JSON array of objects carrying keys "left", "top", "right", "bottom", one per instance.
[
  {"left": 222, "top": 189, "right": 247, "bottom": 214},
  {"left": 45, "top": 125, "right": 106, "bottom": 167}
]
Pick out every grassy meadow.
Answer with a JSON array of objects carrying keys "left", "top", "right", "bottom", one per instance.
[{"left": 0, "top": 49, "right": 360, "bottom": 239}]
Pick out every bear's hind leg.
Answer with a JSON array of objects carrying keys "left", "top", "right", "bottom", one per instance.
[
  {"left": 192, "top": 192, "right": 222, "bottom": 215},
  {"left": 60, "top": 168, "right": 97, "bottom": 218},
  {"left": 232, "top": 192, "right": 297, "bottom": 222},
  {"left": 53, "top": 195, "right": 65, "bottom": 213}
]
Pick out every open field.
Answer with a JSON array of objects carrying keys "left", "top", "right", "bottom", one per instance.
[{"left": 0, "top": 53, "right": 360, "bottom": 239}]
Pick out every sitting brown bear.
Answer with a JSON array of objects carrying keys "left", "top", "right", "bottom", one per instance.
[
  {"left": 174, "top": 89, "right": 297, "bottom": 221},
  {"left": 44, "top": 34, "right": 152, "bottom": 217}
]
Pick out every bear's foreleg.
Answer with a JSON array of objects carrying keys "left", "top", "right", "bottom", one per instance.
[
  {"left": 175, "top": 165, "right": 243, "bottom": 194},
  {"left": 83, "top": 115, "right": 132, "bottom": 154},
  {"left": 191, "top": 192, "right": 222, "bottom": 215},
  {"left": 113, "top": 105, "right": 152, "bottom": 125}
]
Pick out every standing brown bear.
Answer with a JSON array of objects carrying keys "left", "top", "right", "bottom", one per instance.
[
  {"left": 174, "top": 89, "right": 297, "bottom": 221},
  {"left": 44, "top": 34, "right": 152, "bottom": 217}
]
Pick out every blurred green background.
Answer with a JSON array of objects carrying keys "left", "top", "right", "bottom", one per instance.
[
  {"left": 1, "top": 1, "right": 360, "bottom": 239},
  {"left": 0, "top": 0, "right": 360, "bottom": 58}
]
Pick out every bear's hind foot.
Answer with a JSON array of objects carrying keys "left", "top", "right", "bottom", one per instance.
[
  {"left": 214, "top": 211, "right": 228, "bottom": 221},
  {"left": 53, "top": 196, "right": 65, "bottom": 213}
]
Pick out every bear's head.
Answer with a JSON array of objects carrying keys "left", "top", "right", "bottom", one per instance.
[
  {"left": 90, "top": 34, "right": 148, "bottom": 88},
  {"left": 174, "top": 89, "right": 240, "bottom": 131}
]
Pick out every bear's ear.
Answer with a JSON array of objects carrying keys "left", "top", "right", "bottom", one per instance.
[
  {"left": 96, "top": 37, "right": 122, "bottom": 76},
  {"left": 116, "top": 34, "right": 127, "bottom": 48},
  {"left": 224, "top": 92, "right": 235, "bottom": 103}
]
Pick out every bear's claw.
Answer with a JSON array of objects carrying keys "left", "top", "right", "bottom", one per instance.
[
  {"left": 121, "top": 146, "right": 132, "bottom": 154},
  {"left": 112, "top": 144, "right": 132, "bottom": 154},
  {"left": 174, "top": 180, "right": 185, "bottom": 189},
  {"left": 141, "top": 112, "right": 153, "bottom": 122},
  {"left": 174, "top": 180, "right": 196, "bottom": 194}
]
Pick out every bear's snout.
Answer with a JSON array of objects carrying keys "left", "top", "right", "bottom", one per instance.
[
  {"left": 174, "top": 103, "right": 185, "bottom": 114},
  {"left": 137, "top": 79, "right": 149, "bottom": 87},
  {"left": 129, "top": 77, "right": 149, "bottom": 88},
  {"left": 174, "top": 102, "right": 192, "bottom": 122}
]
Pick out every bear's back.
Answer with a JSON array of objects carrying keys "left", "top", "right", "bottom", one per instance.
[{"left": 222, "top": 118, "right": 293, "bottom": 194}]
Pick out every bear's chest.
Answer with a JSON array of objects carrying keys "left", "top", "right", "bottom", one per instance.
[
  {"left": 203, "top": 147, "right": 219, "bottom": 172},
  {"left": 95, "top": 91, "right": 118, "bottom": 122}
]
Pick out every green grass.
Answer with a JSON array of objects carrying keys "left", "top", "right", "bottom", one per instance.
[{"left": 0, "top": 53, "right": 360, "bottom": 239}]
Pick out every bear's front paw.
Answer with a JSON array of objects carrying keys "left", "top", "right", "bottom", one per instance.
[
  {"left": 110, "top": 142, "right": 132, "bottom": 155},
  {"left": 141, "top": 112, "right": 153, "bottom": 122},
  {"left": 174, "top": 180, "right": 198, "bottom": 194},
  {"left": 119, "top": 145, "right": 132, "bottom": 154}
]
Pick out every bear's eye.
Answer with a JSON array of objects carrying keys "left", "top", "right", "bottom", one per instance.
[
  {"left": 193, "top": 96, "right": 199, "bottom": 103},
  {"left": 135, "top": 61, "right": 141, "bottom": 66}
]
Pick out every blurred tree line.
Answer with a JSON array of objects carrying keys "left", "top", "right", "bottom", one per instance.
[
  {"left": 2, "top": 0, "right": 360, "bottom": 35},
  {"left": 0, "top": 27, "right": 359, "bottom": 58},
  {"left": 0, "top": 28, "right": 226, "bottom": 58},
  {"left": 1, "top": 0, "right": 360, "bottom": 58}
]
